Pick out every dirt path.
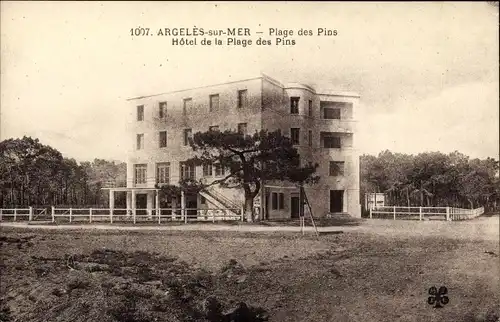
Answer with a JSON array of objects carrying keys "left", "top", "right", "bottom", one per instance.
[
  {"left": 360, "top": 215, "right": 499, "bottom": 241},
  {"left": 0, "top": 216, "right": 498, "bottom": 322},
  {"left": 0, "top": 222, "right": 354, "bottom": 234},
  {"left": 2, "top": 215, "right": 497, "bottom": 241}
]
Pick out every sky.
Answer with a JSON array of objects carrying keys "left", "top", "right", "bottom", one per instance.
[{"left": 1, "top": 2, "right": 498, "bottom": 162}]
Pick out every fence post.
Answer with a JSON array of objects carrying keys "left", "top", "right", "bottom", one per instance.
[
  {"left": 181, "top": 190, "right": 185, "bottom": 223},
  {"left": 240, "top": 207, "right": 244, "bottom": 221},
  {"left": 51, "top": 206, "right": 55, "bottom": 223},
  {"left": 213, "top": 210, "right": 215, "bottom": 223},
  {"left": 446, "top": 207, "right": 450, "bottom": 221},
  {"left": 89, "top": 208, "right": 93, "bottom": 223},
  {"left": 133, "top": 209, "right": 136, "bottom": 224},
  {"left": 369, "top": 207, "right": 372, "bottom": 219},
  {"left": 419, "top": 206, "right": 422, "bottom": 221},
  {"left": 393, "top": 206, "right": 396, "bottom": 220},
  {"left": 69, "top": 208, "right": 72, "bottom": 223},
  {"left": 184, "top": 209, "right": 188, "bottom": 224},
  {"left": 0, "top": 208, "right": 2, "bottom": 221},
  {"left": 158, "top": 208, "right": 161, "bottom": 225},
  {"left": 14, "top": 208, "right": 17, "bottom": 221},
  {"left": 29, "top": 206, "right": 33, "bottom": 221}
]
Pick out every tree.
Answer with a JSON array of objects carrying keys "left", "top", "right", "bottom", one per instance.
[
  {"left": 360, "top": 150, "right": 499, "bottom": 210},
  {"left": 459, "top": 158, "right": 499, "bottom": 209},
  {"left": 0, "top": 136, "right": 64, "bottom": 206},
  {"left": 0, "top": 136, "right": 127, "bottom": 208},
  {"left": 179, "top": 129, "right": 319, "bottom": 221}
]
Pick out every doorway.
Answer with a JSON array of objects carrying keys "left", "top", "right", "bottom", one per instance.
[
  {"left": 136, "top": 193, "right": 147, "bottom": 216},
  {"left": 290, "top": 196, "right": 302, "bottom": 219},
  {"left": 185, "top": 193, "right": 198, "bottom": 219},
  {"left": 330, "top": 190, "right": 344, "bottom": 213}
]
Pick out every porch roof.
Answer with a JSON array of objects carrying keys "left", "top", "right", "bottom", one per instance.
[{"left": 101, "top": 187, "right": 161, "bottom": 192}]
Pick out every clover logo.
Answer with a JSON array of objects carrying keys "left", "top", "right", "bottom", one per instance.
[{"left": 428, "top": 286, "right": 449, "bottom": 308}]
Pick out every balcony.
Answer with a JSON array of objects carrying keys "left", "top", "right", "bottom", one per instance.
[
  {"left": 101, "top": 180, "right": 127, "bottom": 188},
  {"left": 316, "top": 118, "right": 356, "bottom": 133},
  {"left": 315, "top": 147, "right": 357, "bottom": 160}
]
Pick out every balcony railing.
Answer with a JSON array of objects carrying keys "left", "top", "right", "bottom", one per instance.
[
  {"left": 101, "top": 180, "right": 127, "bottom": 188},
  {"left": 317, "top": 118, "right": 356, "bottom": 133}
]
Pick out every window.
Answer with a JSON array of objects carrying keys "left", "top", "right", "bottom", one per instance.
[
  {"left": 137, "top": 105, "right": 144, "bottom": 121},
  {"left": 323, "top": 135, "right": 341, "bottom": 148},
  {"left": 159, "top": 102, "right": 167, "bottom": 118},
  {"left": 134, "top": 164, "right": 147, "bottom": 185},
  {"left": 183, "top": 129, "right": 192, "bottom": 146},
  {"left": 237, "top": 123, "right": 247, "bottom": 136},
  {"left": 323, "top": 107, "right": 341, "bottom": 119},
  {"left": 209, "top": 94, "right": 219, "bottom": 112},
  {"left": 308, "top": 100, "right": 313, "bottom": 117},
  {"left": 271, "top": 192, "right": 285, "bottom": 210},
  {"left": 183, "top": 98, "right": 192, "bottom": 115},
  {"left": 156, "top": 162, "right": 170, "bottom": 184},
  {"left": 237, "top": 90, "right": 248, "bottom": 108},
  {"left": 203, "top": 163, "right": 213, "bottom": 177},
  {"left": 308, "top": 130, "right": 312, "bottom": 147},
  {"left": 214, "top": 163, "right": 226, "bottom": 177},
  {"left": 291, "top": 128, "right": 300, "bottom": 145},
  {"left": 209, "top": 125, "right": 219, "bottom": 132},
  {"left": 136, "top": 134, "right": 144, "bottom": 150},
  {"left": 290, "top": 97, "right": 300, "bottom": 114},
  {"left": 180, "top": 162, "right": 195, "bottom": 180},
  {"left": 200, "top": 196, "right": 206, "bottom": 205},
  {"left": 159, "top": 131, "right": 167, "bottom": 148},
  {"left": 329, "top": 161, "right": 345, "bottom": 176}
]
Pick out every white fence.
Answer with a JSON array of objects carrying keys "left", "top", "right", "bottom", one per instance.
[
  {"left": 369, "top": 206, "right": 485, "bottom": 221},
  {"left": 0, "top": 207, "right": 244, "bottom": 224},
  {"left": 0, "top": 208, "right": 34, "bottom": 221},
  {"left": 448, "top": 207, "right": 485, "bottom": 221}
]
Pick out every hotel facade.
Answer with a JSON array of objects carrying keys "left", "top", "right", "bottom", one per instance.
[{"left": 116, "top": 74, "right": 361, "bottom": 219}]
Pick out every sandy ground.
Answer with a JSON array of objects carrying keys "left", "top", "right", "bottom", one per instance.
[{"left": 0, "top": 216, "right": 498, "bottom": 322}]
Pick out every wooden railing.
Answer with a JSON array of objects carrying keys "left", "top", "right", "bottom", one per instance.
[
  {"left": 369, "top": 206, "right": 485, "bottom": 221},
  {"left": 203, "top": 187, "right": 241, "bottom": 210},
  {"left": 0, "top": 206, "right": 244, "bottom": 224},
  {"left": 0, "top": 208, "right": 33, "bottom": 221}
]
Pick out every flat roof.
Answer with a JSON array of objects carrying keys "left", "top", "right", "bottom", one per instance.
[{"left": 126, "top": 73, "right": 360, "bottom": 101}]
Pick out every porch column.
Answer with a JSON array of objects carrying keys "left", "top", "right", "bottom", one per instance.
[
  {"left": 147, "top": 192, "right": 153, "bottom": 218},
  {"left": 109, "top": 190, "right": 115, "bottom": 217},
  {"left": 155, "top": 191, "right": 160, "bottom": 218},
  {"left": 131, "top": 190, "right": 136, "bottom": 218},
  {"left": 181, "top": 190, "right": 186, "bottom": 221},
  {"left": 126, "top": 191, "right": 132, "bottom": 215},
  {"left": 172, "top": 197, "right": 178, "bottom": 220},
  {"left": 299, "top": 186, "right": 303, "bottom": 218},
  {"left": 344, "top": 190, "right": 348, "bottom": 213}
]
